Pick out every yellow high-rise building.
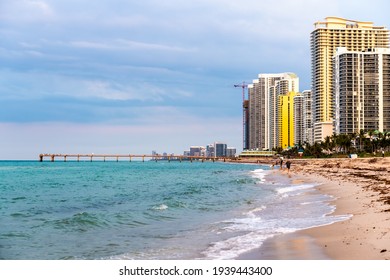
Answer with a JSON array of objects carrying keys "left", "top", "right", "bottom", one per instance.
[
  {"left": 278, "top": 92, "right": 299, "bottom": 149},
  {"left": 311, "top": 17, "right": 389, "bottom": 142}
]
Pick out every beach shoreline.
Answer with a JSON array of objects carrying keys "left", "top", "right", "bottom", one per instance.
[{"left": 236, "top": 157, "right": 390, "bottom": 260}]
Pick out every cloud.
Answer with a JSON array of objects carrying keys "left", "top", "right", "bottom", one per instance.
[
  {"left": 1, "top": 0, "right": 390, "bottom": 158},
  {"left": 0, "top": 0, "right": 55, "bottom": 21},
  {"left": 69, "top": 39, "right": 196, "bottom": 53}
]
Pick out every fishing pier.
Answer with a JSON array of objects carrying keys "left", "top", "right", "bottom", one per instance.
[{"left": 38, "top": 154, "right": 233, "bottom": 163}]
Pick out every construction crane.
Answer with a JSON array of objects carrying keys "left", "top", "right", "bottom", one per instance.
[{"left": 234, "top": 82, "right": 249, "bottom": 150}]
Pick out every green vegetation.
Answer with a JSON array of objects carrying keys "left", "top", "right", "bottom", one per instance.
[{"left": 275, "top": 129, "right": 390, "bottom": 158}]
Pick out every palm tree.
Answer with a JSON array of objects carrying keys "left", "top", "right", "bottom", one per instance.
[
  {"left": 358, "top": 129, "right": 366, "bottom": 152},
  {"left": 368, "top": 130, "right": 375, "bottom": 153}
]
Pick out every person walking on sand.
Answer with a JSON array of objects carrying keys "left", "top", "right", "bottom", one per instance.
[
  {"left": 286, "top": 160, "right": 291, "bottom": 174},
  {"left": 279, "top": 157, "right": 284, "bottom": 170}
]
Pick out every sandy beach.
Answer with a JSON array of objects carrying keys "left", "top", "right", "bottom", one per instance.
[{"left": 237, "top": 157, "right": 390, "bottom": 260}]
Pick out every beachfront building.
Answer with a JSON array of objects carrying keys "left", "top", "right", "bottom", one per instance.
[
  {"left": 294, "top": 90, "right": 314, "bottom": 146},
  {"left": 278, "top": 92, "right": 299, "bottom": 149},
  {"left": 333, "top": 47, "right": 390, "bottom": 134},
  {"left": 248, "top": 73, "right": 299, "bottom": 150},
  {"left": 293, "top": 94, "right": 304, "bottom": 145},
  {"left": 269, "top": 76, "right": 299, "bottom": 150},
  {"left": 189, "top": 146, "right": 205, "bottom": 157},
  {"left": 311, "top": 17, "right": 389, "bottom": 142},
  {"left": 302, "top": 90, "right": 314, "bottom": 145}
]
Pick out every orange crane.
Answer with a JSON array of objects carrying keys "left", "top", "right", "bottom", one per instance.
[{"left": 234, "top": 82, "right": 249, "bottom": 150}]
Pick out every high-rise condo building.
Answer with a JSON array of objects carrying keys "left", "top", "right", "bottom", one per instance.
[
  {"left": 248, "top": 73, "right": 299, "bottom": 150},
  {"left": 334, "top": 47, "right": 390, "bottom": 134},
  {"left": 278, "top": 92, "right": 299, "bottom": 149},
  {"left": 294, "top": 90, "right": 314, "bottom": 145},
  {"left": 294, "top": 95, "right": 304, "bottom": 145},
  {"left": 311, "top": 17, "right": 389, "bottom": 141},
  {"left": 302, "top": 90, "right": 314, "bottom": 144}
]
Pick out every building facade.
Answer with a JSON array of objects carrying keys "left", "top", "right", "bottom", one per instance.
[
  {"left": 278, "top": 92, "right": 299, "bottom": 149},
  {"left": 302, "top": 90, "right": 314, "bottom": 145},
  {"left": 334, "top": 47, "right": 390, "bottom": 134},
  {"left": 248, "top": 73, "right": 299, "bottom": 150},
  {"left": 293, "top": 94, "right": 304, "bottom": 145},
  {"left": 311, "top": 17, "right": 389, "bottom": 142},
  {"left": 226, "top": 147, "right": 237, "bottom": 157},
  {"left": 214, "top": 142, "right": 227, "bottom": 157}
]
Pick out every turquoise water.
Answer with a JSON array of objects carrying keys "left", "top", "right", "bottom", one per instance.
[{"left": 0, "top": 160, "right": 349, "bottom": 259}]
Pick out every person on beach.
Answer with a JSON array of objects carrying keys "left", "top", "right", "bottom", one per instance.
[
  {"left": 286, "top": 160, "right": 291, "bottom": 174},
  {"left": 382, "top": 150, "right": 385, "bottom": 158},
  {"left": 279, "top": 157, "right": 284, "bottom": 169}
]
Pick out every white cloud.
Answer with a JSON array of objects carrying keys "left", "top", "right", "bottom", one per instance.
[
  {"left": 1, "top": 0, "right": 55, "bottom": 21},
  {"left": 2, "top": 0, "right": 390, "bottom": 158},
  {"left": 70, "top": 39, "right": 195, "bottom": 53}
]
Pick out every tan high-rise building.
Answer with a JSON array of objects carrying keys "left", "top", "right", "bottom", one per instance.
[{"left": 311, "top": 17, "right": 389, "bottom": 142}]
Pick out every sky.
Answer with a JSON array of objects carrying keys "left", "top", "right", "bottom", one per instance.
[{"left": 1, "top": 0, "right": 390, "bottom": 159}]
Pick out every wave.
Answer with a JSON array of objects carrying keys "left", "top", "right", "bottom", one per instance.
[
  {"left": 151, "top": 204, "right": 168, "bottom": 211},
  {"left": 202, "top": 231, "right": 275, "bottom": 259},
  {"left": 49, "top": 212, "right": 108, "bottom": 232},
  {"left": 250, "top": 169, "right": 269, "bottom": 183},
  {"left": 276, "top": 183, "right": 319, "bottom": 194}
]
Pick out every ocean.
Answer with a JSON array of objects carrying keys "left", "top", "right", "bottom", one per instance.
[{"left": 0, "top": 160, "right": 350, "bottom": 260}]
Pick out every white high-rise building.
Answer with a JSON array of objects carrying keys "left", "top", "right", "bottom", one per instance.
[
  {"left": 302, "top": 90, "right": 314, "bottom": 145},
  {"left": 248, "top": 73, "right": 299, "bottom": 150},
  {"left": 293, "top": 90, "right": 313, "bottom": 145},
  {"left": 294, "top": 95, "right": 304, "bottom": 145},
  {"left": 334, "top": 47, "right": 390, "bottom": 134}
]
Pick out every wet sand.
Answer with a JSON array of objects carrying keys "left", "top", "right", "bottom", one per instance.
[{"left": 236, "top": 157, "right": 390, "bottom": 260}]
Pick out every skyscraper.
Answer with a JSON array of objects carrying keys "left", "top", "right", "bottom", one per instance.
[
  {"left": 311, "top": 17, "right": 389, "bottom": 141},
  {"left": 248, "top": 73, "right": 299, "bottom": 150},
  {"left": 294, "top": 95, "right": 304, "bottom": 145},
  {"left": 294, "top": 90, "right": 313, "bottom": 146},
  {"left": 302, "top": 90, "right": 313, "bottom": 144},
  {"left": 278, "top": 92, "right": 299, "bottom": 149},
  {"left": 334, "top": 47, "right": 390, "bottom": 134}
]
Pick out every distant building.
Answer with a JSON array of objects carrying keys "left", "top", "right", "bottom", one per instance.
[
  {"left": 189, "top": 146, "right": 205, "bottom": 157},
  {"left": 334, "top": 47, "right": 390, "bottom": 134},
  {"left": 214, "top": 142, "right": 227, "bottom": 157},
  {"left": 226, "top": 147, "right": 237, "bottom": 157},
  {"left": 206, "top": 144, "right": 215, "bottom": 157}
]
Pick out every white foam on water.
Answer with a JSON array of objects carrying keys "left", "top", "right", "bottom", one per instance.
[
  {"left": 200, "top": 177, "right": 352, "bottom": 260},
  {"left": 250, "top": 169, "right": 269, "bottom": 183},
  {"left": 202, "top": 231, "right": 275, "bottom": 259},
  {"left": 247, "top": 205, "right": 267, "bottom": 217},
  {"left": 276, "top": 183, "right": 319, "bottom": 194},
  {"left": 151, "top": 204, "right": 168, "bottom": 211}
]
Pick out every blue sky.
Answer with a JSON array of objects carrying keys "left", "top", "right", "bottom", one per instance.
[{"left": 1, "top": 0, "right": 390, "bottom": 159}]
